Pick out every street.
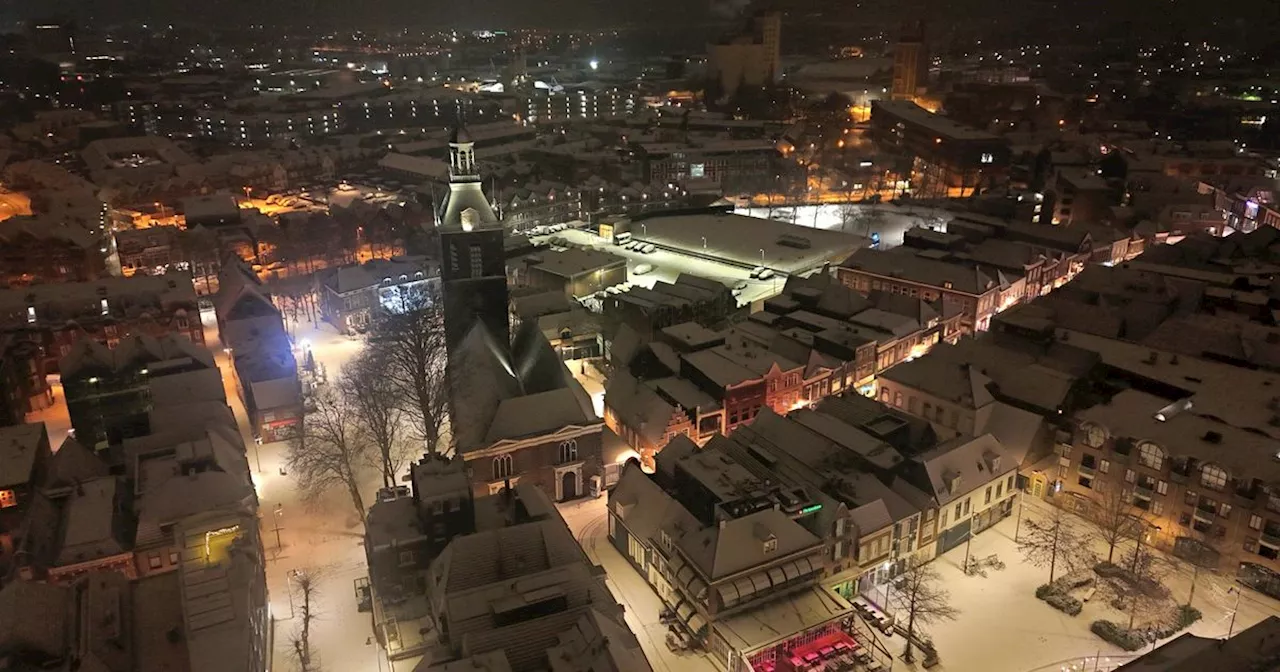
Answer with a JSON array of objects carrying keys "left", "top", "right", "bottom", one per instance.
[{"left": 201, "top": 309, "right": 386, "bottom": 672}]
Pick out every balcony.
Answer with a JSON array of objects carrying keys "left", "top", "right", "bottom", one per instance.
[
  {"left": 1261, "top": 531, "right": 1280, "bottom": 549},
  {"left": 1194, "top": 504, "right": 1217, "bottom": 521},
  {"left": 1078, "top": 464, "right": 1097, "bottom": 478},
  {"left": 1134, "top": 484, "right": 1154, "bottom": 499}
]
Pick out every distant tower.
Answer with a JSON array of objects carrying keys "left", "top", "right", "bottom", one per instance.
[
  {"left": 891, "top": 21, "right": 928, "bottom": 101},
  {"left": 438, "top": 127, "right": 509, "bottom": 351}
]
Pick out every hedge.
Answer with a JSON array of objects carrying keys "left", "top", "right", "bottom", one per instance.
[
  {"left": 1091, "top": 620, "right": 1145, "bottom": 651},
  {"left": 1035, "top": 583, "right": 1082, "bottom": 616},
  {"left": 1090, "top": 607, "right": 1202, "bottom": 651}
]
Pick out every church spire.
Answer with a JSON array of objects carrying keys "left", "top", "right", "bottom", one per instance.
[{"left": 448, "top": 126, "right": 479, "bottom": 183}]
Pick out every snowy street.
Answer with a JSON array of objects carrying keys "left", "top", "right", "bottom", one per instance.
[{"left": 197, "top": 309, "right": 387, "bottom": 672}]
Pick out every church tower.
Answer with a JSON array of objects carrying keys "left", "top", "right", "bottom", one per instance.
[{"left": 438, "top": 127, "right": 509, "bottom": 351}]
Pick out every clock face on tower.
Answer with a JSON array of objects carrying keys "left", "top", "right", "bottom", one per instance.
[{"left": 1084, "top": 424, "right": 1105, "bottom": 448}]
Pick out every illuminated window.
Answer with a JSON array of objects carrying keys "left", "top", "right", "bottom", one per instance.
[
  {"left": 1137, "top": 441, "right": 1165, "bottom": 470},
  {"left": 26, "top": 306, "right": 35, "bottom": 324},
  {"left": 469, "top": 245, "right": 483, "bottom": 277},
  {"left": 0, "top": 489, "right": 15, "bottom": 508},
  {"left": 1200, "top": 464, "right": 1228, "bottom": 491},
  {"left": 980, "top": 153, "right": 994, "bottom": 164}
]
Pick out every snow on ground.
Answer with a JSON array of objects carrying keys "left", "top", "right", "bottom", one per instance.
[{"left": 557, "top": 486, "right": 1280, "bottom": 672}]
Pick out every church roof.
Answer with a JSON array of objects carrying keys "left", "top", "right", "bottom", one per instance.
[{"left": 450, "top": 320, "right": 598, "bottom": 453}]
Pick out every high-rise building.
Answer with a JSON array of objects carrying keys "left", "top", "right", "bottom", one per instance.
[
  {"left": 891, "top": 21, "right": 928, "bottom": 101},
  {"left": 438, "top": 127, "right": 510, "bottom": 351},
  {"left": 705, "top": 10, "right": 782, "bottom": 98}
]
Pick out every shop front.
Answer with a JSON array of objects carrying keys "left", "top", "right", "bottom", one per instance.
[
  {"left": 937, "top": 517, "right": 972, "bottom": 555},
  {"left": 711, "top": 586, "right": 891, "bottom": 672}
]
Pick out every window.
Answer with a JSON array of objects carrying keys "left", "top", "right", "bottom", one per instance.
[
  {"left": 985, "top": 486, "right": 992, "bottom": 505},
  {"left": 447, "top": 498, "right": 460, "bottom": 512},
  {"left": 1124, "top": 469, "right": 1136, "bottom": 484},
  {"left": 399, "top": 550, "right": 416, "bottom": 566},
  {"left": 1078, "top": 475, "right": 1094, "bottom": 489},
  {"left": 558, "top": 439, "right": 578, "bottom": 463},
  {"left": 0, "top": 489, "right": 14, "bottom": 508},
  {"left": 469, "top": 245, "right": 483, "bottom": 277},
  {"left": 1099, "top": 460, "right": 1110, "bottom": 474},
  {"left": 1152, "top": 500, "right": 1164, "bottom": 515},
  {"left": 1157, "top": 480, "right": 1168, "bottom": 495},
  {"left": 149, "top": 554, "right": 162, "bottom": 569},
  {"left": 1250, "top": 515, "right": 1264, "bottom": 531},
  {"left": 26, "top": 306, "right": 35, "bottom": 324},
  {"left": 432, "top": 500, "right": 444, "bottom": 514},
  {"left": 100, "top": 298, "right": 109, "bottom": 315},
  {"left": 169, "top": 551, "right": 180, "bottom": 565},
  {"left": 1137, "top": 441, "right": 1165, "bottom": 470},
  {"left": 1221, "top": 503, "right": 1232, "bottom": 519},
  {"left": 954, "top": 503, "right": 962, "bottom": 520},
  {"left": 996, "top": 482, "right": 1003, "bottom": 498},
  {"left": 1201, "top": 464, "right": 1228, "bottom": 491},
  {"left": 963, "top": 499, "right": 970, "bottom": 515},
  {"left": 980, "top": 153, "right": 994, "bottom": 164},
  {"left": 492, "top": 454, "right": 514, "bottom": 481},
  {"left": 1006, "top": 475, "right": 1014, "bottom": 492},
  {"left": 763, "top": 537, "right": 778, "bottom": 554}
]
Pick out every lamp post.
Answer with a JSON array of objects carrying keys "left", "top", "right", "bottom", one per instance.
[
  {"left": 759, "top": 248, "right": 765, "bottom": 263},
  {"left": 273, "top": 503, "right": 284, "bottom": 551},
  {"left": 701, "top": 236, "right": 707, "bottom": 249},
  {"left": 286, "top": 569, "right": 297, "bottom": 619},
  {"left": 1226, "top": 587, "right": 1243, "bottom": 640}
]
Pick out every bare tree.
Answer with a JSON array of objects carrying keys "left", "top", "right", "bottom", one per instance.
[
  {"left": 342, "top": 350, "right": 413, "bottom": 488},
  {"left": 287, "top": 386, "right": 370, "bottom": 523},
  {"left": 1173, "top": 528, "right": 1226, "bottom": 609},
  {"left": 1083, "top": 485, "right": 1147, "bottom": 563},
  {"left": 1114, "top": 538, "right": 1174, "bottom": 632},
  {"left": 289, "top": 567, "right": 324, "bottom": 671},
  {"left": 1018, "top": 505, "right": 1095, "bottom": 585},
  {"left": 891, "top": 558, "right": 959, "bottom": 664},
  {"left": 368, "top": 296, "right": 451, "bottom": 456}
]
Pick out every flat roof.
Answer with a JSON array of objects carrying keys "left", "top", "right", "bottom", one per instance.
[
  {"left": 633, "top": 211, "right": 867, "bottom": 274},
  {"left": 872, "top": 100, "right": 1002, "bottom": 142},
  {"left": 523, "top": 247, "right": 626, "bottom": 279}
]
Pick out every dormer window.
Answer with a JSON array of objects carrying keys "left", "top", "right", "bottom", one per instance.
[
  {"left": 100, "top": 298, "right": 109, "bottom": 315},
  {"left": 763, "top": 537, "right": 778, "bottom": 554},
  {"left": 26, "top": 306, "right": 35, "bottom": 324}
]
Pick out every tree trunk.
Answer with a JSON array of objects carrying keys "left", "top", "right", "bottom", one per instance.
[
  {"left": 349, "top": 481, "right": 367, "bottom": 524},
  {"left": 904, "top": 597, "right": 917, "bottom": 663},
  {"left": 1107, "top": 540, "right": 1116, "bottom": 564},
  {"left": 1187, "top": 565, "right": 1199, "bottom": 608}
]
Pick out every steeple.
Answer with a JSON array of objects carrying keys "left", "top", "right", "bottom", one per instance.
[{"left": 448, "top": 126, "right": 480, "bottom": 183}]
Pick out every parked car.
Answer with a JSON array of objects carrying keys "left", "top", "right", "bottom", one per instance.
[
  {"left": 634, "top": 263, "right": 655, "bottom": 275},
  {"left": 750, "top": 266, "right": 765, "bottom": 279},
  {"left": 733, "top": 280, "right": 749, "bottom": 291},
  {"left": 758, "top": 269, "right": 775, "bottom": 280},
  {"left": 642, "top": 243, "right": 657, "bottom": 253}
]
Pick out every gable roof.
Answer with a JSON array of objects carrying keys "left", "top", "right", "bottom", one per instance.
[{"left": 677, "top": 508, "right": 821, "bottom": 581}]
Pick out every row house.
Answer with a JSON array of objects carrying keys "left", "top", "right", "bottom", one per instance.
[
  {"left": 838, "top": 246, "right": 1004, "bottom": 333},
  {"left": 0, "top": 215, "right": 108, "bottom": 287},
  {"left": 603, "top": 370, "right": 721, "bottom": 469},
  {"left": 0, "top": 272, "right": 204, "bottom": 374},
  {"left": 496, "top": 182, "right": 583, "bottom": 233}
]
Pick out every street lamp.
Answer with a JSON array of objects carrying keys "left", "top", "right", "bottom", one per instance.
[
  {"left": 759, "top": 248, "right": 766, "bottom": 263},
  {"left": 701, "top": 236, "right": 707, "bottom": 249},
  {"left": 1226, "top": 587, "right": 1244, "bottom": 640},
  {"left": 640, "top": 223, "right": 647, "bottom": 237},
  {"left": 273, "top": 503, "right": 285, "bottom": 552}
]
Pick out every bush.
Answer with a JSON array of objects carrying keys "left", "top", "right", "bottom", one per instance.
[
  {"left": 1091, "top": 620, "right": 1145, "bottom": 651},
  {"left": 1035, "top": 583, "right": 1082, "bottom": 616},
  {"left": 1177, "top": 605, "right": 1202, "bottom": 628},
  {"left": 1094, "top": 561, "right": 1125, "bottom": 578}
]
